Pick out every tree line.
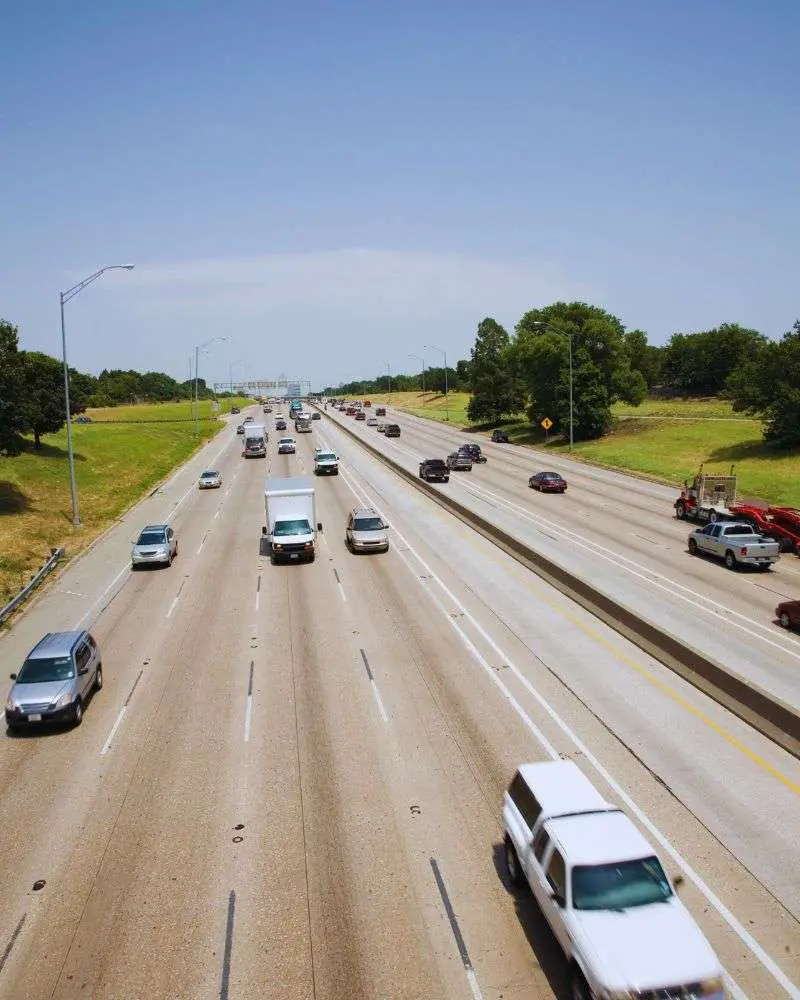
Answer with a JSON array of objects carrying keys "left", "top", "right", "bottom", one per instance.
[
  {"left": 328, "top": 302, "right": 800, "bottom": 448},
  {"left": 0, "top": 319, "right": 216, "bottom": 454}
]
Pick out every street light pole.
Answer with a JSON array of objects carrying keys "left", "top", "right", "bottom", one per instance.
[
  {"left": 409, "top": 354, "right": 426, "bottom": 394},
  {"left": 425, "top": 344, "right": 448, "bottom": 421},
  {"left": 193, "top": 336, "right": 228, "bottom": 435},
  {"left": 531, "top": 321, "right": 574, "bottom": 451},
  {"left": 59, "top": 264, "right": 135, "bottom": 526}
]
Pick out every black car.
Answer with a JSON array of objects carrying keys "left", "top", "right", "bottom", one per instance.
[
  {"left": 459, "top": 443, "right": 486, "bottom": 464},
  {"left": 491, "top": 429, "right": 509, "bottom": 443},
  {"left": 275, "top": 419, "right": 287, "bottom": 430},
  {"left": 311, "top": 412, "right": 321, "bottom": 420},
  {"left": 231, "top": 406, "right": 240, "bottom": 414},
  {"left": 529, "top": 471, "right": 567, "bottom": 493},
  {"left": 385, "top": 424, "right": 401, "bottom": 438},
  {"left": 419, "top": 459, "right": 450, "bottom": 483}
]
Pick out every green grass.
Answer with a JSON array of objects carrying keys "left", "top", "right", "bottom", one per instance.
[
  {"left": 0, "top": 399, "right": 245, "bottom": 605},
  {"left": 370, "top": 392, "right": 800, "bottom": 506},
  {"left": 88, "top": 397, "right": 251, "bottom": 422}
]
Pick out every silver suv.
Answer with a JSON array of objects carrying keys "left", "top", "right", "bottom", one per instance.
[
  {"left": 6, "top": 631, "right": 102, "bottom": 730},
  {"left": 131, "top": 523, "right": 178, "bottom": 568},
  {"left": 345, "top": 507, "right": 390, "bottom": 554}
]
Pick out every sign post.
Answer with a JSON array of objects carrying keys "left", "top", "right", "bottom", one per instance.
[{"left": 540, "top": 416, "right": 553, "bottom": 444}]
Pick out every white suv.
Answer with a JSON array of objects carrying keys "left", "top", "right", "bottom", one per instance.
[{"left": 503, "top": 761, "right": 725, "bottom": 999}]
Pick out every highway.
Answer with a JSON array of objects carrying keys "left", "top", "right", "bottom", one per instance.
[{"left": 0, "top": 404, "right": 798, "bottom": 1000}]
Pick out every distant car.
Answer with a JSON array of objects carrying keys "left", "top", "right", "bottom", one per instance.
[
  {"left": 447, "top": 451, "right": 472, "bottom": 471},
  {"left": 355, "top": 411, "right": 366, "bottom": 421},
  {"left": 5, "top": 630, "right": 103, "bottom": 731},
  {"left": 131, "top": 523, "right": 178, "bottom": 568},
  {"left": 345, "top": 506, "right": 390, "bottom": 554},
  {"left": 375, "top": 407, "right": 387, "bottom": 416},
  {"left": 419, "top": 458, "right": 450, "bottom": 482},
  {"left": 311, "top": 412, "right": 321, "bottom": 420},
  {"left": 377, "top": 423, "right": 387, "bottom": 433},
  {"left": 385, "top": 424, "right": 401, "bottom": 438},
  {"left": 198, "top": 469, "right": 222, "bottom": 489},
  {"left": 529, "top": 471, "right": 567, "bottom": 493},
  {"left": 236, "top": 424, "right": 245, "bottom": 435},
  {"left": 776, "top": 600, "right": 800, "bottom": 630},
  {"left": 231, "top": 406, "right": 241, "bottom": 414},
  {"left": 275, "top": 418, "right": 287, "bottom": 430},
  {"left": 75, "top": 415, "right": 92, "bottom": 424},
  {"left": 363, "top": 400, "right": 372, "bottom": 407},
  {"left": 277, "top": 437, "right": 296, "bottom": 454},
  {"left": 459, "top": 443, "right": 486, "bottom": 464},
  {"left": 491, "top": 429, "right": 509, "bottom": 443},
  {"left": 366, "top": 417, "right": 378, "bottom": 426}
]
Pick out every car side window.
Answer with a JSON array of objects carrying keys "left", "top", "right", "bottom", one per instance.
[
  {"left": 533, "top": 826, "right": 550, "bottom": 862},
  {"left": 86, "top": 634, "right": 97, "bottom": 651},
  {"left": 168, "top": 528, "right": 174, "bottom": 539},
  {"left": 508, "top": 773, "right": 542, "bottom": 830},
  {"left": 75, "top": 644, "right": 91, "bottom": 670},
  {"left": 546, "top": 849, "right": 567, "bottom": 900}
]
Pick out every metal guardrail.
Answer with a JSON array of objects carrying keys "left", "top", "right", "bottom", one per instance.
[
  {"left": 0, "top": 548, "right": 64, "bottom": 625},
  {"left": 322, "top": 407, "right": 800, "bottom": 760}
]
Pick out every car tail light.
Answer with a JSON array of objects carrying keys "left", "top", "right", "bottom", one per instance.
[{"left": 741, "top": 547, "right": 748, "bottom": 556}]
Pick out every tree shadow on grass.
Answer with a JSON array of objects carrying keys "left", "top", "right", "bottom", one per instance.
[
  {"left": 706, "top": 439, "right": 798, "bottom": 464},
  {"left": 0, "top": 482, "right": 32, "bottom": 515}
]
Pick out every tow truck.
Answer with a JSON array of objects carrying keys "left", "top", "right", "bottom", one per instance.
[{"left": 674, "top": 466, "right": 799, "bottom": 553}]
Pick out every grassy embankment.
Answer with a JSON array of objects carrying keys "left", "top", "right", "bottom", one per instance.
[
  {"left": 366, "top": 391, "right": 800, "bottom": 507},
  {"left": 0, "top": 398, "right": 250, "bottom": 606}
]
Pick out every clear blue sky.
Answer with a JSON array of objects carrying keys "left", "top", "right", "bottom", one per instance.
[{"left": 2, "top": 0, "right": 797, "bottom": 390}]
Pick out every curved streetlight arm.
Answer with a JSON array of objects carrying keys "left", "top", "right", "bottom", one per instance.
[{"left": 61, "top": 265, "right": 135, "bottom": 305}]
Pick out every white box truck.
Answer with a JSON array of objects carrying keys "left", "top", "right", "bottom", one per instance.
[
  {"left": 263, "top": 476, "right": 321, "bottom": 563},
  {"left": 243, "top": 423, "right": 267, "bottom": 458}
]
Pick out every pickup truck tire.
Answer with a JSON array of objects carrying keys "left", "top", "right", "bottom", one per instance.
[
  {"left": 504, "top": 835, "right": 523, "bottom": 887},
  {"left": 688, "top": 538, "right": 698, "bottom": 555},
  {"left": 724, "top": 550, "right": 738, "bottom": 570},
  {"left": 570, "top": 968, "right": 591, "bottom": 1000}
]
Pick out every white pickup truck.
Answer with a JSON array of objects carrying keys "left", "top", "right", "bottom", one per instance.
[
  {"left": 313, "top": 449, "right": 339, "bottom": 475},
  {"left": 687, "top": 521, "right": 780, "bottom": 570}
]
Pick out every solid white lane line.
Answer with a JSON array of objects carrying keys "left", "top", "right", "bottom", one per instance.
[
  {"left": 243, "top": 696, "right": 253, "bottom": 742},
  {"left": 166, "top": 595, "right": 179, "bottom": 618},
  {"left": 336, "top": 468, "right": 789, "bottom": 1000},
  {"left": 100, "top": 708, "right": 126, "bottom": 756}
]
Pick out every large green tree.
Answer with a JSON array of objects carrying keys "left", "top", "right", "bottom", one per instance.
[
  {"left": 0, "top": 320, "right": 27, "bottom": 455},
  {"left": 624, "top": 329, "right": 664, "bottom": 389},
  {"left": 726, "top": 320, "right": 800, "bottom": 447},
  {"left": 661, "top": 323, "right": 765, "bottom": 395},
  {"left": 466, "top": 318, "right": 525, "bottom": 424},
  {"left": 511, "top": 302, "right": 646, "bottom": 440},
  {"left": 18, "top": 352, "right": 69, "bottom": 449}
]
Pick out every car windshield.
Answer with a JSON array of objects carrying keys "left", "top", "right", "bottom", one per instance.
[
  {"left": 274, "top": 519, "right": 311, "bottom": 536},
  {"left": 427, "top": 461, "right": 446, "bottom": 468},
  {"left": 137, "top": 530, "right": 166, "bottom": 545},
  {"left": 317, "top": 453, "right": 336, "bottom": 461},
  {"left": 572, "top": 856, "right": 672, "bottom": 910},
  {"left": 354, "top": 517, "right": 383, "bottom": 531},
  {"left": 201, "top": 471, "right": 217, "bottom": 478},
  {"left": 17, "top": 655, "right": 75, "bottom": 683}
]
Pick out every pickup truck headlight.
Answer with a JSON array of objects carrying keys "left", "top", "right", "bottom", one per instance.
[{"left": 274, "top": 543, "right": 283, "bottom": 551}]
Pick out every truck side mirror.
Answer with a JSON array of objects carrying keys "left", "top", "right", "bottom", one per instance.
[
  {"left": 317, "top": 522, "right": 323, "bottom": 531},
  {"left": 549, "top": 890, "right": 565, "bottom": 908},
  {"left": 261, "top": 526, "right": 267, "bottom": 536},
  {"left": 10, "top": 673, "right": 17, "bottom": 680}
]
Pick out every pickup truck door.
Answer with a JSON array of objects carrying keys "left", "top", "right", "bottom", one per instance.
[
  {"left": 538, "top": 845, "right": 573, "bottom": 955},
  {"left": 696, "top": 523, "right": 719, "bottom": 554}
]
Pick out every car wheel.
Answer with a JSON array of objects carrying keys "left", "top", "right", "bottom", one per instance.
[
  {"left": 675, "top": 501, "right": 686, "bottom": 520},
  {"left": 724, "top": 550, "right": 737, "bottom": 570},
  {"left": 174, "top": 543, "right": 178, "bottom": 557},
  {"left": 94, "top": 665, "right": 103, "bottom": 691},
  {"left": 778, "top": 537, "right": 794, "bottom": 553},
  {"left": 780, "top": 612, "right": 792, "bottom": 628},
  {"left": 570, "top": 968, "right": 592, "bottom": 1000},
  {"left": 504, "top": 835, "right": 523, "bottom": 886},
  {"left": 688, "top": 538, "right": 698, "bottom": 555},
  {"left": 72, "top": 698, "right": 83, "bottom": 727}
]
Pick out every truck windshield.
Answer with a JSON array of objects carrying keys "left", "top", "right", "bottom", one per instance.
[
  {"left": 571, "top": 856, "right": 672, "bottom": 910},
  {"left": 274, "top": 519, "right": 312, "bottom": 536}
]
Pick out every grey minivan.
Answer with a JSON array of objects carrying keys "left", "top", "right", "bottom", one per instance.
[
  {"left": 345, "top": 507, "right": 390, "bottom": 554},
  {"left": 6, "top": 631, "right": 102, "bottom": 731}
]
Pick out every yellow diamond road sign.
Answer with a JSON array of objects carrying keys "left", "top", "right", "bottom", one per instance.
[{"left": 541, "top": 417, "right": 553, "bottom": 431}]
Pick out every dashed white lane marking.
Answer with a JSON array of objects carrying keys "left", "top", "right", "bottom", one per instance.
[
  {"left": 73, "top": 562, "right": 131, "bottom": 630},
  {"left": 337, "top": 582, "right": 347, "bottom": 602},
  {"left": 255, "top": 591, "right": 260, "bottom": 612},
  {"left": 371, "top": 683, "right": 389, "bottom": 722},
  {"left": 100, "top": 708, "right": 126, "bottom": 756},
  {"left": 214, "top": 510, "right": 220, "bottom": 520},
  {"left": 243, "top": 696, "right": 253, "bottom": 742},
  {"left": 334, "top": 466, "right": 780, "bottom": 1000},
  {"left": 166, "top": 595, "right": 179, "bottom": 618}
]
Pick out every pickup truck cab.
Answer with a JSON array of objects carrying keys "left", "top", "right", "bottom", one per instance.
[
  {"left": 503, "top": 761, "right": 725, "bottom": 1000},
  {"left": 314, "top": 449, "right": 339, "bottom": 475},
  {"left": 688, "top": 521, "right": 779, "bottom": 570}
]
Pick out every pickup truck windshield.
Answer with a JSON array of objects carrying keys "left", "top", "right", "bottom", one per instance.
[
  {"left": 572, "top": 856, "right": 672, "bottom": 910},
  {"left": 274, "top": 519, "right": 312, "bottom": 536}
]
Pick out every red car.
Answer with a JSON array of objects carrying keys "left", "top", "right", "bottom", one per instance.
[
  {"left": 529, "top": 471, "right": 567, "bottom": 493},
  {"left": 775, "top": 600, "right": 800, "bottom": 630}
]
